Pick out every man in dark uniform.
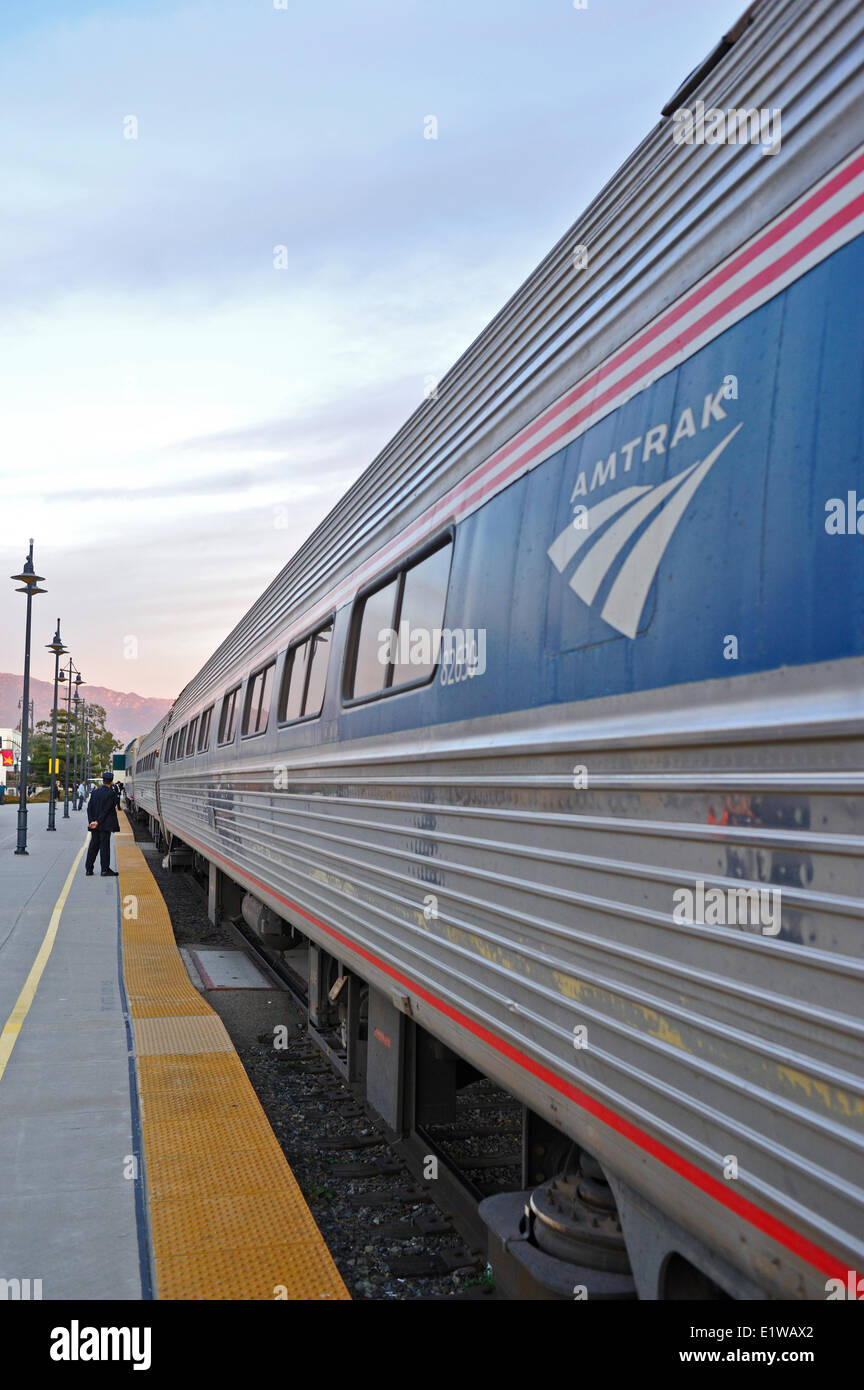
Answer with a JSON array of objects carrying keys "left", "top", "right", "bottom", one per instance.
[{"left": 85, "top": 771, "right": 120, "bottom": 877}]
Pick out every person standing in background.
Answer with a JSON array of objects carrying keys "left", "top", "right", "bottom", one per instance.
[{"left": 84, "top": 772, "right": 120, "bottom": 877}]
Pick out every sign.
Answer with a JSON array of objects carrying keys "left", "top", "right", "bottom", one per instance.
[
  {"left": 1, "top": 750, "right": 13, "bottom": 768},
  {"left": 112, "top": 753, "right": 126, "bottom": 772}
]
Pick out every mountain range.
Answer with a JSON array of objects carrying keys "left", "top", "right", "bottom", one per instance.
[{"left": 0, "top": 671, "right": 172, "bottom": 746}]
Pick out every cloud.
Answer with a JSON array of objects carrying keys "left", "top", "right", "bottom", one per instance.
[
  {"left": 177, "top": 376, "right": 421, "bottom": 455},
  {"left": 0, "top": 0, "right": 750, "bottom": 700},
  {"left": 48, "top": 457, "right": 352, "bottom": 504}
]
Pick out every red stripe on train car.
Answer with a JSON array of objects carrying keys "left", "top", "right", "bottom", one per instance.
[
  {"left": 206, "top": 148, "right": 864, "bottom": 686},
  {"left": 180, "top": 828, "right": 852, "bottom": 1283}
]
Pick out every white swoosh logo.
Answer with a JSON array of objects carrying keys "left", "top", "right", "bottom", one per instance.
[{"left": 548, "top": 423, "right": 742, "bottom": 638}]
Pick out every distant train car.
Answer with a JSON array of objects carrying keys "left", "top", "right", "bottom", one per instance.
[
  {"left": 134, "top": 0, "right": 864, "bottom": 1300},
  {"left": 132, "top": 718, "right": 169, "bottom": 827},
  {"left": 120, "top": 737, "right": 143, "bottom": 810}
]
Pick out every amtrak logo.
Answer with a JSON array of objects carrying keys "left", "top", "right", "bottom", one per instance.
[{"left": 548, "top": 423, "right": 742, "bottom": 638}]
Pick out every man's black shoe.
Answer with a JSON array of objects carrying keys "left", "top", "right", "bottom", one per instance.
[
  {"left": 85, "top": 870, "right": 94, "bottom": 876},
  {"left": 101, "top": 869, "right": 119, "bottom": 877}
]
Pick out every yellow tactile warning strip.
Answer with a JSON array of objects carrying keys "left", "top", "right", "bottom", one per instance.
[
  {"left": 114, "top": 813, "right": 350, "bottom": 1301},
  {"left": 134, "top": 1015, "right": 235, "bottom": 1057}
]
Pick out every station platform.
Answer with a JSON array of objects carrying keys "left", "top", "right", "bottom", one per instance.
[{"left": 0, "top": 805, "right": 348, "bottom": 1301}]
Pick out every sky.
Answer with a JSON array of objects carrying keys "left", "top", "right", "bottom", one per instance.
[{"left": 0, "top": 0, "right": 747, "bottom": 700}]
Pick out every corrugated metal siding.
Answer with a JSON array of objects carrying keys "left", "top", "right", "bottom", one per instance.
[
  {"left": 165, "top": 0, "right": 864, "bottom": 724},
  {"left": 155, "top": 661, "right": 864, "bottom": 1295}
]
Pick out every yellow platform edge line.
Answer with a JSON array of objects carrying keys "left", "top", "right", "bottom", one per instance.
[
  {"left": 0, "top": 840, "right": 87, "bottom": 1083},
  {"left": 117, "top": 812, "right": 350, "bottom": 1302}
]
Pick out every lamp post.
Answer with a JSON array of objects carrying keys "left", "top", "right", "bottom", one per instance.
[
  {"left": 11, "top": 541, "right": 46, "bottom": 855},
  {"left": 46, "top": 621, "right": 67, "bottom": 831},
  {"left": 72, "top": 685, "right": 82, "bottom": 807},
  {"left": 58, "top": 657, "right": 82, "bottom": 819},
  {"left": 86, "top": 706, "right": 96, "bottom": 786},
  {"left": 18, "top": 697, "right": 34, "bottom": 746},
  {"left": 59, "top": 668, "right": 70, "bottom": 817},
  {"left": 82, "top": 706, "right": 91, "bottom": 788}
]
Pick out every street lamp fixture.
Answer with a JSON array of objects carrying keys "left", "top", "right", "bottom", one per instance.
[
  {"left": 46, "top": 621, "right": 67, "bottom": 832},
  {"left": 57, "top": 658, "right": 83, "bottom": 818},
  {"left": 10, "top": 540, "right": 46, "bottom": 855}
]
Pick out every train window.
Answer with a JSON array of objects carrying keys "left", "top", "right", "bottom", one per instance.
[
  {"left": 352, "top": 579, "right": 399, "bottom": 699},
  {"left": 177, "top": 726, "right": 187, "bottom": 759},
  {"left": 186, "top": 716, "right": 199, "bottom": 756},
  {"left": 390, "top": 544, "right": 453, "bottom": 686},
  {"left": 278, "top": 620, "right": 333, "bottom": 724},
  {"left": 242, "top": 662, "right": 275, "bottom": 736},
  {"left": 348, "top": 539, "right": 453, "bottom": 699},
  {"left": 198, "top": 705, "right": 213, "bottom": 752},
  {"left": 304, "top": 626, "right": 332, "bottom": 715},
  {"left": 281, "top": 640, "right": 308, "bottom": 722},
  {"left": 218, "top": 686, "right": 240, "bottom": 744}
]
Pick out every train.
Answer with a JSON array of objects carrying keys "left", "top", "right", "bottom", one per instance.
[{"left": 126, "top": 0, "right": 864, "bottom": 1300}]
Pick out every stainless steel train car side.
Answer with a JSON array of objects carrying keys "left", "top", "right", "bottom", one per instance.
[{"left": 132, "top": 0, "right": 864, "bottom": 1299}]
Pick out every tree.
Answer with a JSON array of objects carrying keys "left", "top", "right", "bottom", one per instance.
[
  {"left": 87, "top": 705, "right": 124, "bottom": 779},
  {"left": 30, "top": 714, "right": 68, "bottom": 786},
  {"left": 29, "top": 705, "right": 122, "bottom": 789}
]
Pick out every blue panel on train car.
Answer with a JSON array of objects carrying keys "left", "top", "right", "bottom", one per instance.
[
  {"left": 761, "top": 236, "right": 864, "bottom": 668},
  {"left": 338, "top": 232, "right": 864, "bottom": 740},
  {"left": 543, "top": 232, "right": 864, "bottom": 704}
]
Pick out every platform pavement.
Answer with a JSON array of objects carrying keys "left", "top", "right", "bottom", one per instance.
[{"left": 0, "top": 805, "right": 146, "bottom": 1300}]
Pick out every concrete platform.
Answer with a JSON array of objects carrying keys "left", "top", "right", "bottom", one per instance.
[
  {"left": 0, "top": 807, "right": 145, "bottom": 1300},
  {"left": 0, "top": 804, "right": 349, "bottom": 1303}
]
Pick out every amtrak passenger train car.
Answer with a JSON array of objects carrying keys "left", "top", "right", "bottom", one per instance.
[{"left": 130, "top": 0, "right": 864, "bottom": 1300}]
